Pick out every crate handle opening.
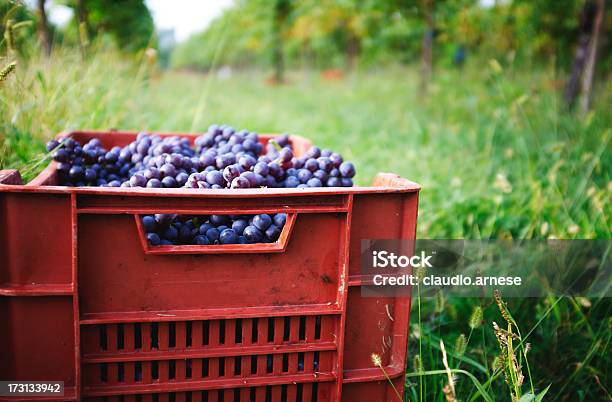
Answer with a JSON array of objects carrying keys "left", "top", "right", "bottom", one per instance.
[{"left": 134, "top": 212, "right": 297, "bottom": 255}]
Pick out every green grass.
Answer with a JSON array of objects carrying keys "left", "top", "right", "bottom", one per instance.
[{"left": 1, "top": 49, "right": 610, "bottom": 401}]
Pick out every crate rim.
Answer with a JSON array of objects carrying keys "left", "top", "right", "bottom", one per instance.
[{"left": 2, "top": 129, "right": 421, "bottom": 194}]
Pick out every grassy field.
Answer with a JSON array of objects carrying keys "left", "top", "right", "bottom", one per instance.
[{"left": 1, "top": 50, "right": 610, "bottom": 400}]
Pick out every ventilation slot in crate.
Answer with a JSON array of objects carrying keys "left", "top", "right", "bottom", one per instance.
[{"left": 81, "top": 315, "right": 338, "bottom": 399}]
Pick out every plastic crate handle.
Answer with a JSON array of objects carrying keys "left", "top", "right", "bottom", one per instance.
[{"left": 134, "top": 212, "right": 298, "bottom": 255}]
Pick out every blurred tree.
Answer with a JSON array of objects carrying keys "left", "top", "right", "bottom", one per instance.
[
  {"left": 579, "top": 0, "right": 605, "bottom": 113},
  {"left": 75, "top": 0, "right": 90, "bottom": 58},
  {"left": 170, "top": 0, "right": 611, "bottom": 93},
  {"left": 272, "top": 0, "right": 291, "bottom": 82},
  {"left": 36, "top": 0, "right": 51, "bottom": 55},
  {"left": 420, "top": 0, "right": 434, "bottom": 94},
  {"left": 62, "top": 0, "right": 154, "bottom": 52},
  {"left": 564, "top": 0, "right": 606, "bottom": 112}
]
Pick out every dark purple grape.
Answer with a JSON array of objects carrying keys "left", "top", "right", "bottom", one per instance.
[
  {"left": 297, "top": 169, "right": 312, "bottom": 183},
  {"left": 194, "top": 235, "right": 210, "bottom": 245},
  {"left": 285, "top": 176, "right": 300, "bottom": 187},
  {"left": 178, "top": 225, "right": 193, "bottom": 242},
  {"left": 327, "top": 177, "right": 342, "bottom": 187},
  {"left": 239, "top": 155, "right": 256, "bottom": 170},
  {"left": 147, "top": 232, "right": 161, "bottom": 246},
  {"left": 223, "top": 164, "right": 241, "bottom": 182},
  {"left": 307, "top": 177, "right": 323, "bottom": 187},
  {"left": 105, "top": 150, "right": 119, "bottom": 163},
  {"left": 254, "top": 162, "right": 269, "bottom": 176},
  {"left": 46, "top": 140, "right": 60, "bottom": 152},
  {"left": 160, "top": 163, "right": 177, "bottom": 178},
  {"left": 147, "top": 178, "right": 162, "bottom": 188},
  {"left": 341, "top": 178, "right": 353, "bottom": 187},
  {"left": 85, "top": 168, "right": 97, "bottom": 182},
  {"left": 273, "top": 213, "right": 287, "bottom": 227},
  {"left": 57, "top": 162, "right": 70, "bottom": 174},
  {"left": 155, "top": 213, "right": 175, "bottom": 227},
  {"left": 210, "top": 215, "right": 230, "bottom": 226},
  {"left": 175, "top": 172, "right": 189, "bottom": 187},
  {"left": 243, "top": 225, "right": 264, "bottom": 243},
  {"left": 130, "top": 173, "right": 147, "bottom": 187},
  {"left": 238, "top": 236, "right": 248, "bottom": 244},
  {"left": 63, "top": 138, "right": 76, "bottom": 150},
  {"left": 231, "top": 176, "right": 250, "bottom": 189},
  {"left": 216, "top": 153, "right": 236, "bottom": 169},
  {"left": 339, "top": 162, "right": 355, "bottom": 178},
  {"left": 318, "top": 157, "right": 333, "bottom": 172},
  {"left": 69, "top": 165, "right": 84, "bottom": 180},
  {"left": 199, "top": 152, "right": 216, "bottom": 167},
  {"left": 169, "top": 154, "right": 182, "bottom": 167},
  {"left": 163, "top": 225, "right": 178, "bottom": 240},
  {"left": 306, "top": 146, "right": 321, "bottom": 159},
  {"left": 205, "top": 227, "right": 220, "bottom": 243},
  {"left": 274, "top": 134, "right": 290, "bottom": 146},
  {"left": 265, "top": 175, "right": 278, "bottom": 188},
  {"left": 268, "top": 162, "right": 281, "bottom": 178},
  {"left": 241, "top": 171, "right": 258, "bottom": 187},
  {"left": 142, "top": 216, "right": 157, "bottom": 232},
  {"left": 199, "top": 223, "right": 214, "bottom": 235},
  {"left": 265, "top": 224, "right": 281, "bottom": 241},
  {"left": 161, "top": 176, "right": 177, "bottom": 188},
  {"left": 144, "top": 167, "right": 160, "bottom": 180},
  {"left": 253, "top": 214, "right": 272, "bottom": 231},
  {"left": 243, "top": 139, "right": 256, "bottom": 152},
  {"left": 305, "top": 159, "right": 319, "bottom": 172},
  {"left": 53, "top": 148, "right": 70, "bottom": 162},
  {"left": 330, "top": 153, "right": 343, "bottom": 167},
  {"left": 219, "top": 228, "right": 239, "bottom": 244},
  {"left": 254, "top": 173, "right": 265, "bottom": 187},
  {"left": 279, "top": 148, "right": 293, "bottom": 162},
  {"left": 314, "top": 170, "right": 328, "bottom": 182},
  {"left": 206, "top": 170, "right": 224, "bottom": 186},
  {"left": 232, "top": 219, "right": 248, "bottom": 235},
  {"left": 293, "top": 158, "right": 305, "bottom": 169},
  {"left": 160, "top": 239, "right": 174, "bottom": 245}
]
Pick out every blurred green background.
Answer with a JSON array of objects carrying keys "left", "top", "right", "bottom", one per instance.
[{"left": 0, "top": 0, "right": 610, "bottom": 401}]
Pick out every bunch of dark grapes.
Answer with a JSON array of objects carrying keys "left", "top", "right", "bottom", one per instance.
[
  {"left": 142, "top": 213, "right": 287, "bottom": 246},
  {"left": 118, "top": 133, "right": 202, "bottom": 189},
  {"left": 46, "top": 137, "right": 131, "bottom": 187},
  {"left": 185, "top": 128, "right": 356, "bottom": 189},
  {"left": 47, "top": 124, "right": 356, "bottom": 190}
]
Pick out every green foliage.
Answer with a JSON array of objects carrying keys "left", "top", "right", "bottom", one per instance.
[
  {"left": 171, "top": 0, "right": 605, "bottom": 71},
  {"left": 0, "top": 0, "right": 37, "bottom": 56},
  {"left": 77, "top": 0, "right": 155, "bottom": 52},
  {"left": 0, "top": 47, "right": 610, "bottom": 401}
]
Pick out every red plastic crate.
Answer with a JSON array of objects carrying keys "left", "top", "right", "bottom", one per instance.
[{"left": 0, "top": 131, "right": 420, "bottom": 402}]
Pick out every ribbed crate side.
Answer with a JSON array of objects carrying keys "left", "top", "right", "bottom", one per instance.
[
  {"left": 348, "top": 193, "right": 419, "bottom": 276},
  {"left": 343, "top": 288, "right": 398, "bottom": 370},
  {"left": 0, "top": 192, "right": 72, "bottom": 285},
  {"left": 77, "top": 212, "right": 347, "bottom": 315},
  {"left": 1, "top": 296, "right": 75, "bottom": 384}
]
